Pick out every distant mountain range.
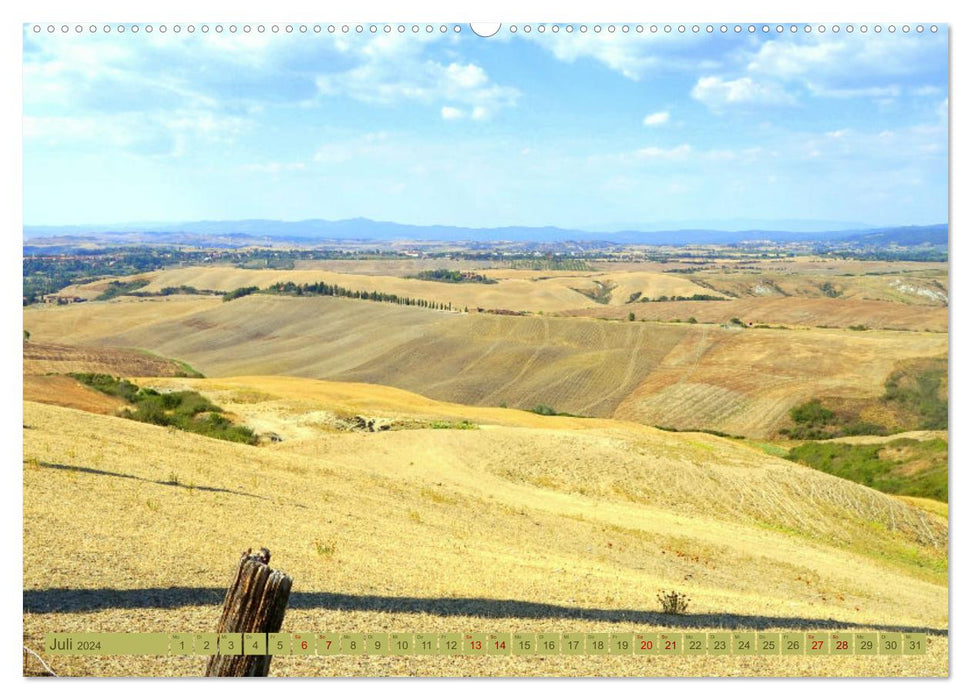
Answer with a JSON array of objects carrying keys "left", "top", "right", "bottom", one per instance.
[{"left": 22, "top": 219, "right": 947, "bottom": 248}]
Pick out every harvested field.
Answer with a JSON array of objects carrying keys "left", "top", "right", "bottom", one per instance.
[
  {"left": 23, "top": 341, "right": 196, "bottom": 377},
  {"left": 561, "top": 297, "right": 948, "bottom": 332},
  {"left": 23, "top": 394, "right": 946, "bottom": 677},
  {"left": 23, "top": 375, "right": 126, "bottom": 415},
  {"left": 23, "top": 295, "right": 947, "bottom": 437}
]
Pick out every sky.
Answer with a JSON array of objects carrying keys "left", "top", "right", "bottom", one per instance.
[{"left": 22, "top": 24, "right": 949, "bottom": 230}]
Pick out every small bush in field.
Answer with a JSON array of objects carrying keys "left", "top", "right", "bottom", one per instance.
[{"left": 657, "top": 589, "right": 691, "bottom": 615}]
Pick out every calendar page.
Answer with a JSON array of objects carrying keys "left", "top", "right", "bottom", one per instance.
[{"left": 20, "top": 5, "right": 949, "bottom": 682}]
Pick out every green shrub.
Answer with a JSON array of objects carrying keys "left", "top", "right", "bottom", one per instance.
[
  {"left": 222, "top": 286, "right": 260, "bottom": 302},
  {"left": 95, "top": 279, "right": 150, "bottom": 300},
  {"left": 413, "top": 269, "right": 496, "bottom": 284},
  {"left": 787, "top": 438, "right": 947, "bottom": 502},
  {"left": 883, "top": 361, "right": 948, "bottom": 430},
  {"left": 69, "top": 373, "right": 140, "bottom": 402},
  {"left": 789, "top": 399, "right": 836, "bottom": 426},
  {"left": 71, "top": 374, "right": 257, "bottom": 445}
]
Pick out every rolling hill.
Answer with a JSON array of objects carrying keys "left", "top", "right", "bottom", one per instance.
[
  {"left": 23, "top": 376, "right": 947, "bottom": 676},
  {"left": 23, "top": 294, "right": 948, "bottom": 438}
]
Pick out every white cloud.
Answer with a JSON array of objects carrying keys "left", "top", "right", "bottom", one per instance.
[
  {"left": 24, "top": 109, "right": 250, "bottom": 157},
  {"left": 635, "top": 144, "right": 692, "bottom": 160},
  {"left": 748, "top": 34, "right": 944, "bottom": 82},
  {"left": 446, "top": 62, "right": 488, "bottom": 89},
  {"left": 806, "top": 83, "right": 901, "bottom": 99},
  {"left": 742, "top": 34, "right": 946, "bottom": 104},
  {"left": 315, "top": 46, "right": 518, "bottom": 119},
  {"left": 537, "top": 34, "right": 658, "bottom": 80},
  {"left": 691, "top": 76, "right": 793, "bottom": 109},
  {"left": 440, "top": 105, "right": 490, "bottom": 121},
  {"left": 527, "top": 32, "right": 714, "bottom": 81},
  {"left": 747, "top": 39, "right": 845, "bottom": 80},
  {"left": 643, "top": 111, "right": 670, "bottom": 127}
]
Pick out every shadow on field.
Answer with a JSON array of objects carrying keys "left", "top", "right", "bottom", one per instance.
[
  {"left": 36, "top": 461, "right": 274, "bottom": 502},
  {"left": 22, "top": 588, "right": 947, "bottom": 636}
]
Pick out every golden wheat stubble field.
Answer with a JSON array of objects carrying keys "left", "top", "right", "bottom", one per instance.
[
  {"left": 23, "top": 294, "right": 947, "bottom": 438},
  {"left": 22, "top": 258, "right": 948, "bottom": 676},
  {"left": 23, "top": 380, "right": 947, "bottom": 677}
]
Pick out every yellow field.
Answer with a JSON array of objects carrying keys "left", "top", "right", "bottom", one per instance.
[
  {"left": 682, "top": 270, "right": 948, "bottom": 307},
  {"left": 612, "top": 325, "right": 946, "bottom": 436},
  {"left": 23, "top": 296, "right": 223, "bottom": 344},
  {"left": 61, "top": 258, "right": 947, "bottom": 319},
  {"left": 23, "top": 341, "right": 196, "bottom": 377},
  {"left": 23, "top": 295, "right": 947, "bottom": 437},
  {"left": 23, "top": 378, "right": 947, "bottom": 676},
  {"left": 23, "top": 375, "right": 126, "bottom": 415},
  {"left": 563, "top": 297, "right": 948, "bottom": 332}
]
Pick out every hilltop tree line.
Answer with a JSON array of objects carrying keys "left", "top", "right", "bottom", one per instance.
[
  {"left": 412, "top": 269, "right": 497, "bottom": 284},
  {"left": 222, "top": 281, "right": 455, "bottom": 311}
]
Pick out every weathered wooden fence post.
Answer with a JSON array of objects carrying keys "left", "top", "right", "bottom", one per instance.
[{"left": 205, "top": 547, "right": 293, "bottom": 677}]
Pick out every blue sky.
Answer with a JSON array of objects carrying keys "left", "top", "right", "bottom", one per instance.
[{"left": 22, "top": 25, "right": 948, "bottom": 230}]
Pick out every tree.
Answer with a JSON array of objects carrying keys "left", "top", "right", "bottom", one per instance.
[
  {"left": 628, "top": 312, "right": 635, "bottom": 322},
  {"left": 23, "top": 329, "right": 30, "bottom": 342}
]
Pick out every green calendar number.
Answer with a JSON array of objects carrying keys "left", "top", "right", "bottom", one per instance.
[
  {"left": 880, "top": 633, "right": 903, "bottom": 655},
  {"left": 610, "top": 633, "right": 634, "bottom": 654},
  {"left": 192, "top": 633, "right": 218, "bottom": 656},
  {"left": 168, "top": 633, "right": 193, "bottom": 656},
  {"left": 709, "top": 633, "right": 731, "bottom": 656},
  {"left": 415, "top": 633, "right": 438, "bottom": 655},
  {"left": 585, "top": 633, "right": 609, "bottom": 655},
  {"left": 243, "top": 633, "right": 266, "bottom": 656},
  {"left": 268, "top": 633, "right": 290, "bottom": 655},
  {"left": 512, "top": 633, "right": 536, "bottom": 655},
  {"left": 562, "top": 633, "right": 584, "bottom": 655},
  {"left": 365, "top": 633, "right": 389, "bottom": 655},
  {"left": 391, "top": 633, "right": 414, "bottom": 655},
  {"left": 536, "top": 633, "right": 560, "bottom": 654},
  {"left": 758, "top": 633, "right": 780, "bottom": 655},
  {"left": 903, "top": 633, "right": 926, "bottom": 655},
  {"left": 342, "top": 634, "right": 366, "bottom": 655},
  {"left": 439, "top": 633, "right": 462, "bottom": 656},
  {"left": 855, "top": 633, "right": 878, "bottom": 656},
  {"left": 733, "top": 632, "right": 756, "bottom": 655},
  {"left": 218, "top": 633, "right": 242, "bottom": 655},
  {"left": 781, "top": 633, "right": 804, "bottom": 656},
  {"left": 684, "top": 633, "right": 706, "bottom": 656}
]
